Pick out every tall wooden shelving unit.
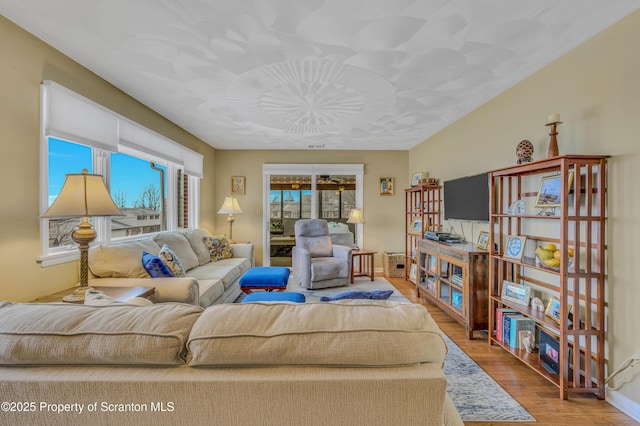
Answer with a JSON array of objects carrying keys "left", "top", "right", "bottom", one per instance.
[
  {"left": 405, "top": 185, "right": 441, "bottom": 284},
  {"left": 488, "top": 155, "right": 608, "bottom": 400}
]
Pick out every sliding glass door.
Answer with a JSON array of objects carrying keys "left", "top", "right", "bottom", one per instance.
[{"left": 262, "top": 165, "right": 363, "bottom": 266}]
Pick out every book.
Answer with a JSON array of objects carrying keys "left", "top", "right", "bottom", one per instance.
[
  {"left": 506, "top": 316, "right": 536, "bottom": 348},
  {"left": 503, "top": 313, "right": 521, "bottom": 345},
  {"left": 495, "top": 308, "right": 516, "bottom": 343}
]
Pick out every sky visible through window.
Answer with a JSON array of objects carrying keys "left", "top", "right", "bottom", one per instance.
[{"left": 48, "top": 138, "right": 166, "bottom": 208}]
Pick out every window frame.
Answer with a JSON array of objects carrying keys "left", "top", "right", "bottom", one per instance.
[{"left": 38, "top": 82, "right": 202, "bottom": 267}]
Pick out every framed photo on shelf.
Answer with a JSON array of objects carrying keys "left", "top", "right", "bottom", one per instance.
[
  {"left": 501, "top": 280, "right": 531, "bottom": 307},
  {"left": 476, "top": 231, "right": 490, "bottom": 250},
  {"left": 503, "top": 235, "right": 527, "bottom": 260},
  {"left": 411, "top": 219, "right": 423, "bottom": 235},
  {"left": 545, "top": 296, "right": 572, "bottom": 324},
  {"left": 409, "top": 264, "right": 417, "bottom": 282},
  {"left": 411, "top": 172, "right": 423, "bottom": 187},
  {"left": 231, "top": 176, "right": 245, "bottom": 195},
  {"left": 379, "top": 177, "right": 394, "bottom": 195},
  {"left": 535, "top": 172, "right": 574, "bottom": 208}
]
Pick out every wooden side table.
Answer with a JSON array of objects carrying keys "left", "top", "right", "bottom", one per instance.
[
  {"left": 33, "top": 286, "right": 155, "bottom": 303},
  {"left": 351, "top": 249, "right": 376, "bottom": 283}
]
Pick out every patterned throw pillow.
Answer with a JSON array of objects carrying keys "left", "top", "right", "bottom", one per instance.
[
  {"left": 141, "top": 251, "right": 174, "bottom": 278},
  {"left": 202, "top": 236, "right": 233, "bottom": 262},
  {"left": 158, "top": 244, "right": 186, "bottom": 277}
]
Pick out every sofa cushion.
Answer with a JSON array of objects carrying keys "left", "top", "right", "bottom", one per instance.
[
  {"left": 310, "top": 257, "right": 350, "bottom": 281},
  {"left": 181, "top": 228, "right": 213, "bottom": 266},
  {"left": 0, "top": 302, "right": 203, "bottom": 365},
  {"left": 142, "top": 251, "right": 174, "bottom": 278},
  {"left": 187, "top": 301, "right": 447, "bottom": 367},
  {"left": 203, "top": 235, "right": 233, "bottom": 261},
  {"left": 154, "top": 232, "right": 199, "bottom": 271},
  {"left": 196, "top": 279, "right": 226, "bottom": 307},
  {"left": 188, "top": 257, "right": 251, "bottom": 289},
  {"left": 89, "top": 238, "right": 161, "bottom": 278},
  {"left": 159, "top": 244, "right": 186, "bottom": 277}
]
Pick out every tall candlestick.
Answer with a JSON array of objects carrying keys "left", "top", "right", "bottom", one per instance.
[{"left": 547, "top": 113, "right": 561, "bottom": 124}]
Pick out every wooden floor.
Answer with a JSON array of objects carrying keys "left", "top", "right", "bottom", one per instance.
[{"left": 387, "top": 277, "right": 639, "bottom": 426}]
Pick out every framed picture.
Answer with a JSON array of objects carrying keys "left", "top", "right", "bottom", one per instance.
[
  {"left": 477, "top": 231, "right": 490, "bottom": 250},
  {"left": 379, "top": 177, "right": 394, "bottom": 195},
  {"left": 409, "top": 264, "right": 417, "bottom": 282},
  {"left": 545, "top": 296, "right": 572, "bottom": 324},
  {"left": 501, "top": 280, "right": 531, "bottom": 307},
  {"left": 411, "top": 219, "right": 423, "bottom": 235},
  {"left": 231, "top": 176, "right": 245, "bottom": 195},
  {"left": 410, "top": 172, "right": 423, "bottom": 187},
  {"left": 535, "top": 172, "right": 574, "bottom": 208},
  {"left": 503, "top": 235, "right": 527, "bottom": 260}
]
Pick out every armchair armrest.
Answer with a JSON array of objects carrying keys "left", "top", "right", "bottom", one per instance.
[
  {"left": 332, "top": 244, "right": 353, "bottom": 262},
  {"left": 292, "top": 246, "right": 311, "bottom": 286},
  {"left": 88, "top": 277, "right": 199, "bottom": 305},
  {"left": 230, "top": 243, "right": 255, "bottom": 267}
]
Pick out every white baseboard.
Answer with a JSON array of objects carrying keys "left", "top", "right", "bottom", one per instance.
[{"left": 606, "top": 388, "right": 640, "bottom": 422}]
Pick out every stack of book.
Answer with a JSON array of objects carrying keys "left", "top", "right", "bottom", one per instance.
[
  {"left": 451, "top": 274, "right": 463, "bottom": 286},
  {"left": 496, "top": 308, "right": 536, "bottom": 349}
]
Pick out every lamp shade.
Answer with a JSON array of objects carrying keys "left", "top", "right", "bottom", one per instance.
[
  {"left": 42, "top": 169, "right": 121, "bottom": 218},
  {"left": 347, "top": 208, "right": 365, "bottom": 224},
  {"left": 217, "top": 196, "right": 243, "bottom": 215}
]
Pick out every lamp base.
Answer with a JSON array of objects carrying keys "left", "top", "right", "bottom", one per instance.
[{"left": 62, "top": 286, "right": 93, "bottom": 303}]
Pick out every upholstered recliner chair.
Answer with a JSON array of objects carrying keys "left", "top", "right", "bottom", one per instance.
[{"left": 292, "top": 219, "right": 352, "bottom": 289}]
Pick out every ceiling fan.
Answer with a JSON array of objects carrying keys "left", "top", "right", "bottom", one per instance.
[{"left": 317, "top": 175, "right": 345, "bottom": 184}]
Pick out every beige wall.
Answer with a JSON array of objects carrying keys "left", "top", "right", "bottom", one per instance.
[
  {"left": 0, "top": 16, "right": 216, "bottom": 302},
  {"left": 410, "top": 10, "right": 640, "bottom": 409},
  {"left": 213, "top": 150, "right": 408, "bottom": 265}
]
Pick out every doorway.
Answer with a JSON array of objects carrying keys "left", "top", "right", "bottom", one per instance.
[{"left": 262, "top": 164, "right": 363, "bottom": 266}]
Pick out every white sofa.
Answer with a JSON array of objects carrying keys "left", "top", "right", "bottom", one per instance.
[
  {"left": 86, "top": 228, "right": 254, "bottom": 307},
  {"left": 0, "top": 300, "right": 463, "bottom": 426}
]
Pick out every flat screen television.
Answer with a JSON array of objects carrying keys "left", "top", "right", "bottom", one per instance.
[
  {"left": 539, "top": 329, "right": 560, "bottom": 375},
  {"left": 443, "top": 173, "right": 490, "bottom": 222}
]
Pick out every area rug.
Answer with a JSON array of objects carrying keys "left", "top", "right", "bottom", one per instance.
[{"left": 236, "top": 276, "right": 534, "bottom": 422}]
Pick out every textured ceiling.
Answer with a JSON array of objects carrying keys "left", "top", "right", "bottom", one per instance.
[{"left": 1, "top": 1, "right": 638, "bottom": 150}]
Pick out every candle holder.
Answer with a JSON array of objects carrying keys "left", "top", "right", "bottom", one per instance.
[{"left": 545, "top": 120, "right": 562, "bottom": 158}]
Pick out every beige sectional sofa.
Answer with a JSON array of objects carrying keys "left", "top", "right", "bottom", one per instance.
[
  {"left": 0, "top": 300, "right": 463, "bottom": 426},
  {"left": 86, "top": 228, "right": 254, "bottom": 307}
]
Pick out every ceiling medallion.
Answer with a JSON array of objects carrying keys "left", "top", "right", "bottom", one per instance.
[{"left": 226, "top": 60, "right": 396, "bottom": 133}]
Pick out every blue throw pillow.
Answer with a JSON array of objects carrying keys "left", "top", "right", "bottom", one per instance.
[
  {"left": 320, "top": 290, "right": 394, "bottom": 302},
  {"left": 142, "top": 251, "right": 174, "bottom": 278}
]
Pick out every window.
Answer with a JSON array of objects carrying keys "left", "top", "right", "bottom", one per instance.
[
  {"left": 47, "top": 138, "right": 92, "bottom": 250},
  {"left": 39, "top": 81, "right": 203, "bottom": 266}
]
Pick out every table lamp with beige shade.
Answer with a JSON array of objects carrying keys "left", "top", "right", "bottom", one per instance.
[
  {"left": 41, "top": 169, "right": 122, "bottom": 302},
  {"left": 217, "top": 196, "right": 243, "bottom": 242}
]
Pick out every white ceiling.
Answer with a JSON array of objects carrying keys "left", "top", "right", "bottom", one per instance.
[{"left": 2, "top": 1, "right": 638, "bottom": 150}]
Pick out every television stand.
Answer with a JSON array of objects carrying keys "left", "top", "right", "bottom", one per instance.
[{"left": 416, "top": 238, "right": 489, "bottom": 339}]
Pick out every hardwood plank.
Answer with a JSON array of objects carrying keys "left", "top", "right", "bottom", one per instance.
[{"left": 386, "top": 276, "right": 639, "bottom": 426}]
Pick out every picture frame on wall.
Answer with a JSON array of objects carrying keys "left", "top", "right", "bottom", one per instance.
[
  {"left": 231, "top": 176, "right": 245, "bottom": 195},
  {"left": 476, "top": 231, "right": 490, "bottom": 250},
  {"left": 501, "top": 280, "right": 531, "bottom": 307},
  {"left": 379, "top": 177, "right": 394, "bottom": 195},
  {"left": 503, "top": 235, "right": 527, "bottom": 260},
  {"left": 535, "top": 172, "right": 574, "bottom": 208}
]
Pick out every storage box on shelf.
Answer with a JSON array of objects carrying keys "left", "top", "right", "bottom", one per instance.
[
  {"left": 488, "top": 155, "right": 608, "bottom": 400},
  {"left": 416, "top": 239, "right": 489, "bottom": 339},
  {"left": 405, "top": 185, "right": 441, "bottom": 284}
]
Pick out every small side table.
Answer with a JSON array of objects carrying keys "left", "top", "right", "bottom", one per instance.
[
  {"left": 33, "top": 286, "right": 155, "bottom": 304},
  {"left": 351, "top": 249, "right": 376, "bottom": 283}
]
